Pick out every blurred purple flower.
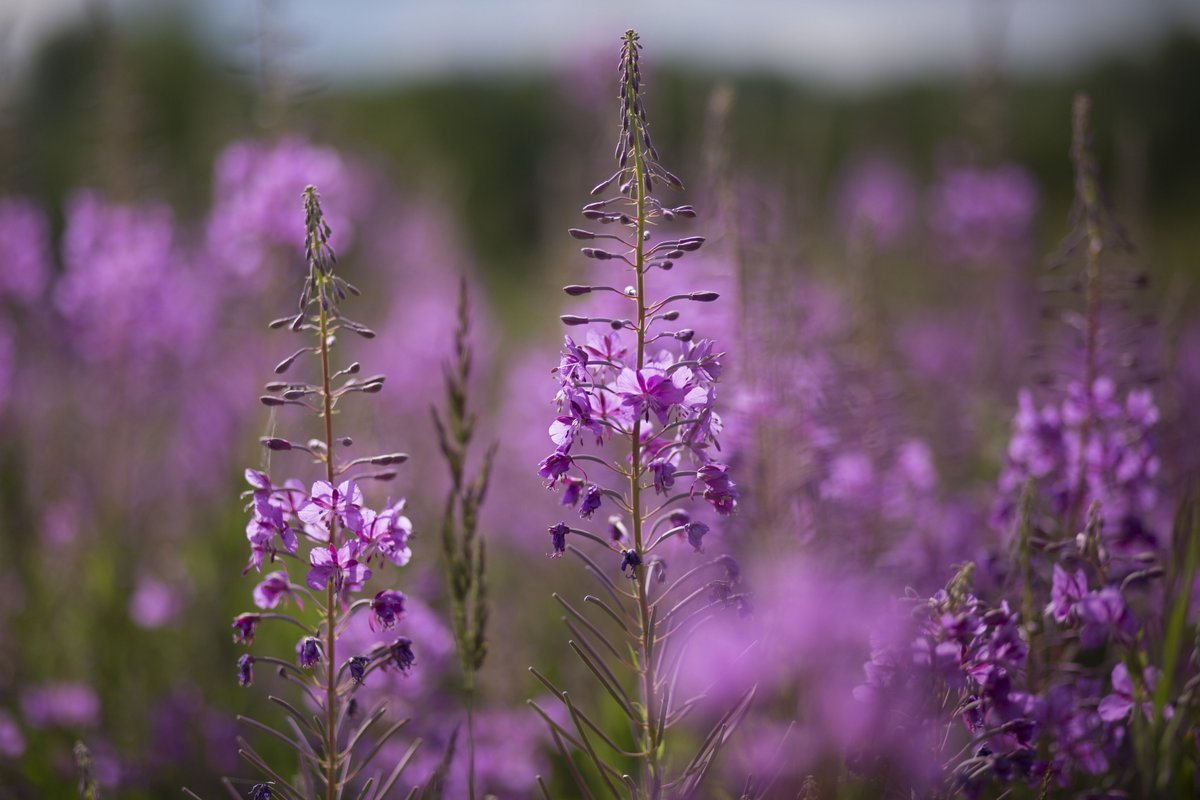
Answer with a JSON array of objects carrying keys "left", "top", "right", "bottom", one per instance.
[
  {"left": 21, "top": 683, "right": 100, "bottom": 729},
  {"left": 0, "top": 196, "right": 52, "bottom": 303},
  {"left": 928, "top": 161, "right": 1039, "bottom": 265},
  {"left": 129, "top": 576, "right": 182, "bottom": 629},
  {"left": 834, "top": 155, "right": 917, "bottom": 247}
]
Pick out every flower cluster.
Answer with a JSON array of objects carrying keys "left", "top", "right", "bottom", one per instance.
[
  {"left": 855, "top": 576, "right": 1036, "bottom": 789},
  {"left": 994, "top": 377, "right": 1161, "bottom": 549}
]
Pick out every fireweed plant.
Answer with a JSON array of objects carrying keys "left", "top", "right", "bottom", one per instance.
[
  {"left": 855, "top": 96, "right": 1200, "bottom": 797},
  {"left": 196, "top": 187, "right": 421, "bottom": 800},
  {"left": 532, "top": 31, "right": 750, "bottom": 800},
  {"left": 431, "top": 278, "right": 496, "bottom": 800}
]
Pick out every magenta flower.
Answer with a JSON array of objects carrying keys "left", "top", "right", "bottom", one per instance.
[
  {"left": 370, "top": 590, "right": 407, "bottom": 631},
  {"left": 300, "top": 480, "right": 365, "bottom": 533},
  {"left": 1047, "top": 564, "right": 1088, "bottom": 623},
  {"left": 306, "top": 541, "right": 372, "bottom": 594},
  {"left": 359, "top": 500, "right": 414, "bottom": 566},
  {"left": 685, "top": 521, "right": 710, "bottom": 552},
  {"left": 615, "top": 367, "right": 689, "bottom": 425},
  {"left": 252, "top": 570, "right": 299, "bottom": 610}
]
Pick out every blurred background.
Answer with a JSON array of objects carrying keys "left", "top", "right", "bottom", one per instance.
[{"left": 2, "top": 0, "right": 1200, "bottom": 796}]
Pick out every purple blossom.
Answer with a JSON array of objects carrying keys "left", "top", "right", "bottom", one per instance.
[
  {"left": 359, "top": 499, "right": 414, "bottom": 566},
  {"left": 232, "top": 613, "right": 261, "bottom": 645},
  {"left": 385, "top": 636, "right": 415, "bottom": 674},
  {"left": 129, "top": 576, "right": 182, "bottom": 628},
  {"left": 300, "top": 480, "right": 365, "bottom": 533},
  {"left": 253, "top": 570, "right": 298, "bottom": 610},
  {"left": 205, "top": 137, "right": 368, "bottom": 279},
  {"left": 548, "top": 522, "right": 569, "bottom": 557},
  {"left": 538, "top": 450, "right": 573, "bottom": 488},
  {"left": 834, "top": 155, "right": 917, "bottom": 247},
  {"left": 1098, "top": 662, "right": 1165, "bottom": 723},
  {"left": 0, "top": 196, "right": 51, "bottom": 303},
  {"left": 561, "top": 477, "right": 583, "bottom": 507},
  {"left": 1047, "top": 564, "right": 1088, "bottom": 624},
  {"left": 0, "top": 710, "right": 25, "bottom": 758},
  {"left": 620, "top": 548, "right": 642, "bottom": 576},
  {"left": 370, "top": 590, "right": 407, "bottom": 631},
  {"left": 685, "top": 521, "right": 710, "bottom": 552},
  {"left": 1077, "top": 587, "right": 1134, "bottom": 648},
  {"left": 615, "top": 367, "right": 690, "bottom": 426},
  {"left": 649, "top": 459, "right": 677, "bottom": 494},
  {"left": 306, "top": 541, "right": 372, "bottom": 594},
  {"left": 579, "top": 485, "right": 602, "bottom": 519},
  {"left": 348, "top": 656, "right": 371, "bottom": 685},
  {"left": 928, "top": 161, "right": 1039, "bottom": 265},
  {"left": 697, "top": 462, "right": 739, "bottom": 516},
  {"left": 297, "top": 637, "right": 322, "bottom": 669},
  {"left": 21, "top": 683, "right": 100, "bottom": 729},
  {"left": 237, "top": 655, "right": 255, "bottom": 687}
]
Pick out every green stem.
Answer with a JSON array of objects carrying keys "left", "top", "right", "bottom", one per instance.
[
  {"left": 318, "top": 287, "right": 341, "bottom": 800},
  {"left": 627, "top": 44, "right": 661, "bottom": 799}
]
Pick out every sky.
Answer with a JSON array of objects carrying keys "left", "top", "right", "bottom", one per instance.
[{"left": 3, "top": 0, "right": 1199, "bottom": 90}]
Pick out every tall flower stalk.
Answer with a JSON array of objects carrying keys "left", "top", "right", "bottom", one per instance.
[
  {"left": 432, "top": 278, "right": 496, "bottom": 800},
  {"left": 533, "top": 31, "right": 747, "bottom": 800},
  {"left": 202, "top": 186, "right": 420, "bottom": 800}
]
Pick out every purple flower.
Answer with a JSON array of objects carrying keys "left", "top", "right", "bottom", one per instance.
[
  {"left": 548, "top": 522, "right": 569, "bottom": 557},
  {"left": 0, "top": 710, "right": 25, "bottom": 758},
  {"left": 696, "top": 462, "right": 739, "bottom": 516},
  {"left": 359, "top": 500, "right": 414, "bottom": 566},
  {"left": 1047, "top": 564, "right": 1088, "bottom": 624},
  {"left": 684, "top": 521, "right": 710, "bottom": 552},
  {"left": 579, "top": 485, "right": 602, "bottom": 519},
  {"left": 370, "top": 590, "right": 407, "bottom": 631},
  {"left": 253, "top": 570, "right": 298, "bottom": 610},
  {"left": 20, "top": 683, "right": 100, "bottom": 729},
  {"left": 834, "top": 155, "right": 917, "bottom": 247},
  {"left": 232, "top": 613, "right": 261, "bottom": 645},
  {"left": 1097, "top": 662, "right": 1165, "bottom": 723},
  {"left": 1077, "top": 587, "right": 1133, "bottom": 648},
  {"left": 669, "top": 510, "right": 691, "bottom": 528},
  {"left": 558, "top": 336, "right": 590, "bottom": 381},
  {"left": 300, "top": 480, "right": 365, "bottom": 533},
  {"left": 306, "top": 541, "right": 372, "bottom": 594},
  {"left": 615, "top": 367, "right": 689, "bottom": 425},
  {"left": 538, "top": 450, "right": 573, "bottom": 487},
  {"left": 297, "top": 637, "right": 322, "bottom": 669},
  {"left": 561, "top": 477, "right": 583, "bottom": 507},
  {"left": 620, "top": 548, "right": 642, "bottom": 576},
  {"left": 386, "top": 636, "right": 415, "bottom": 673},
  {"left": 0, "top": 196, "right": 52, "bottom": 303},
  {"left": 649, "top": 459, "right": 677, "bottom": 494},
  {"left": 347, "top": 656, "right": 371, "bottom": 685},
  {"left": 237, "top": 655, "right": 255, "bottom": 687}
]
